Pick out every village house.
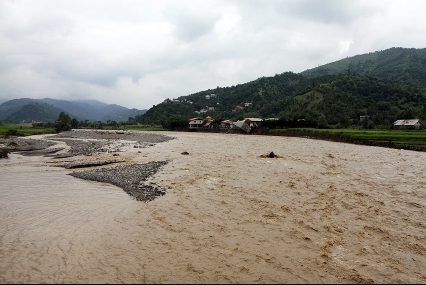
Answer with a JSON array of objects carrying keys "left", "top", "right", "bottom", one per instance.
[
  {"left": 203, "top": 116, "right": 215, "bottom": 129},
  {"left": 188, "top": 117, "right": 205, "bottom": 129},
  {"left": 231, "top": 118, "right": 263, "bottom": 133},
  {"left": 393, "top": 119, "right": 424, "bottom": 130},
  {"left": 244, "top": 118, "right": 263, "bottom": 128},
  {"left": 220, "top": 119, "right": 233, "bottom": 128}
]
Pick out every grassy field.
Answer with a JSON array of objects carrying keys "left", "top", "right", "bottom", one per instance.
[
  {"left": 0, "top": 124, "right": 56, "bottom": 136},
  {"left": 0, "top": 124, "right": 167, "bottom": 136},
  {"left": 268, "top": 128, "right": 426, "bottom": 151}
]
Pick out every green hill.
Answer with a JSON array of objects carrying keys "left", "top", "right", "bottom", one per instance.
[
  {"left": 301, "top": 47, "right": 426, "bottom": 87},
  {"left": 0, "top": 98, "right": 37, "bottom": 120},
  {"left": 133, "top": 47, "right": 426, "bottom": 128},
  {"left": 280, "top": 73, "right": 426, "bottom": 126},
  {"left": 5, "top": 102, "right": 64, "bottom": 123}
]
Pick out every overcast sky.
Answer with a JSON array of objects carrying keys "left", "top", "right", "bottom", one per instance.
[{"left": 1, "top": 0, "right": 426, "bottom": 110}]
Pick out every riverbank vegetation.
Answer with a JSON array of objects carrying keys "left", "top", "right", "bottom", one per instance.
[
  {"left": 0, "top": 123, "right": 55, "bottom": 136},
  {"left": 266, "top": 128, "right": 426, "bottom": 152}
]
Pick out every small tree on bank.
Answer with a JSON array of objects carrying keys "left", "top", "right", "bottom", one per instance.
[
  {"left": 54, "top": 112, "right": 72, "bottom": 133},
  {"left": 317, "top": 114, "right": 329, "bottom": 129}
]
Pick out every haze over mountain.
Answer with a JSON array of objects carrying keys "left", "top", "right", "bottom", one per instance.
[{"left": 0, "top": 98, "right": 146, "bottom": 123}]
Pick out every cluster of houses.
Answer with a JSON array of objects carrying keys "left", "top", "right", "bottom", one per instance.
[
  {"left": 189, "top": 116, "right": 424, "bottom": 131},
  {"left": 188, "top": 116, "right": 264, "bottom": 133}
]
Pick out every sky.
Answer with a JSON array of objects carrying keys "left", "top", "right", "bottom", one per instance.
[{"left": 1, "top": 0, "right": 426, "bottom": 110}]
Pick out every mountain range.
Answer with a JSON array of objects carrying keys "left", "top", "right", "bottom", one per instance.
[
  {"left": 133, "top": 47, "right": 426, "bottom": 128},
  {"left": 0, "top": 98, "right": 146, "bottom": 123}
]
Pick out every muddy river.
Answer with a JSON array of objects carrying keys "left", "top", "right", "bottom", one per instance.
[{"left": 1, "top": 131, "right": 426, "bottom": 283}]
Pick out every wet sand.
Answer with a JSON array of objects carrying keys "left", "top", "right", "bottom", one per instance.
[{"left": 1, "top": 130, "right": 426, "bottom": 283}]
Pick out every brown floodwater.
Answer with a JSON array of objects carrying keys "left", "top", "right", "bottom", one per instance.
[
  {"left": 0, "top": 153, "right": 143, "bottom": 283},
  {"left": 1, "top": 132, "right": 426, "bottom": 283}
]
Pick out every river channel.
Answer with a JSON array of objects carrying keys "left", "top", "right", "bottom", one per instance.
[{"left": 0, "top": 153, "right": 148, "bottom": 283}]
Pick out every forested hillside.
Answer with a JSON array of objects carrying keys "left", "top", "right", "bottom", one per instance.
[
  {"left": 4, "top": 102, "right": 64, "bottom": 123},
  {"left": 279, "top": 73, "right": 426, "bottom": 127},
  {"left": 301, "top": 47, "right": 426, "bottom": 87},
  {"left": 132, "top": 47, "right": 426, "bottom": 129}
]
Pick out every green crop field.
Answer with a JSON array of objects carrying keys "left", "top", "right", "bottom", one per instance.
[
  {"left": 0, "top": 124, "right": 56, "bottom": 136},
  {"left": 0, "top": 124, "right": 167, "bottom": 136},
  {"left": 309, "top": 129, "right": 426, "bottom": 144},
  {"left": 269, "top": 128, "right": 426, "bottom": 150}
]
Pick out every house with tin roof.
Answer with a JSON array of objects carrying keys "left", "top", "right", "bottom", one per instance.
[
  {"left": 188, "top": 117, "right": 205, "bottom": 129},
  {"left": 393, "top": 119, "right": 424, "bottom": 130}
]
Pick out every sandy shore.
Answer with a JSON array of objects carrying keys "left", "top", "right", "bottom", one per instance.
[{"left": 2, "top": 130, "right": 426, "bottom": 283}]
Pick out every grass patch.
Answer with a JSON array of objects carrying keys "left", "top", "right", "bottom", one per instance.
[
  {"left": 140, "top": 272, "right": 162, "bottom": 284},
  {"left": 0, "top": 124, "right": 56, "bottom": 136},
  {"left": 0, "top": 124, "right": 166, "bottom": 136},
  {"left": 268, "top": 128, "right": 426, "bottom": 151}
]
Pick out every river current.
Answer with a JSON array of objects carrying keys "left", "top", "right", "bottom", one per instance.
[
  {"left": 0, "top": 153, "right": 145, "bottom": 283},
  {"left": 2, "top": 131, "right": 426, "bottom": 283}
]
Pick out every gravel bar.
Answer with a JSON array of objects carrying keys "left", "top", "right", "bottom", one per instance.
[
  {"left": 49, "top": 130, "right": 175, "bottom": 157},
  {"left": 52, "top": 130, "right": 174, "bottom": 143},
  {"left": 68, "top": 161, "right": 169, "bottom": 202},
  {"left": 0, "top": 137, "right": 57, "bottom": 156},
  {"left": 55, "top": 159, "right": 125, "bottom": 169}
]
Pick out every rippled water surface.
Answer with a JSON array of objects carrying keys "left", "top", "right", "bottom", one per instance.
[
  {"left": 2, "top": 132, "right": 426, "bottom": 283},
  {"left": 0, "top": 154, "right": 144, "bottom": 283}
]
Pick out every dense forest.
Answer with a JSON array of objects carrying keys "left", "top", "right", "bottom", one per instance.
[
  {"left": 131, "top": 47, "right": 426, "bottom": 129},
  {"left": 301, "top": 47, "right": 426, "bottom": 87}
]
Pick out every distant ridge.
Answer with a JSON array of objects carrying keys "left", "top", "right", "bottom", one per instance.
[{"left": 0, "top": 98, "right": 147, "bottom": 123}]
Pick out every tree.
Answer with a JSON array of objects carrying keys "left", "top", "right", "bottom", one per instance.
[
  {"left": 317, "top": 114, "right": 328, "bottom": 129},
  {"left": 162, "top": 115, "right": 188, "bottom": 129},
  {"left": 340, "top": 115, "right": 351, "bottom": 128},
  {"left": 54, "top": 112, "right": 72, "bottom": 133},
  {"left": 71, "top": 118, "right": 79, "bottom": 129}
]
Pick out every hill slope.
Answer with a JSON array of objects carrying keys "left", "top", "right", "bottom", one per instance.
[
  {"left": 300, "top": 47, "right": 426, "bottom": 87},
  {"left": 5, "top": 102, "right": 65, "bottom": 123},
  {"left": 0, "top": 98, "right": 38, "bottom": 120},
  {"left": 134, "top": 47, "right": 426, "bottom": 127}
]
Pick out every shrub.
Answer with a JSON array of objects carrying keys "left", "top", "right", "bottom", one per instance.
[
  {"left": 0, "top": 148, "right": 9, "bottom": 158},
  {"left": 6, "top": 129, "right": 18, "bottom": 137}
]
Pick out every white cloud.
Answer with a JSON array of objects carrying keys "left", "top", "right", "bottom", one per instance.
[{"left": 1, "top": 0, "right": 426, "bottom": 110}]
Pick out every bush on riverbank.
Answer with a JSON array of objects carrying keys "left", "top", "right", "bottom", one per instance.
[{"left": 0, "top": 148, "right": 9, "bottom": 158}]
